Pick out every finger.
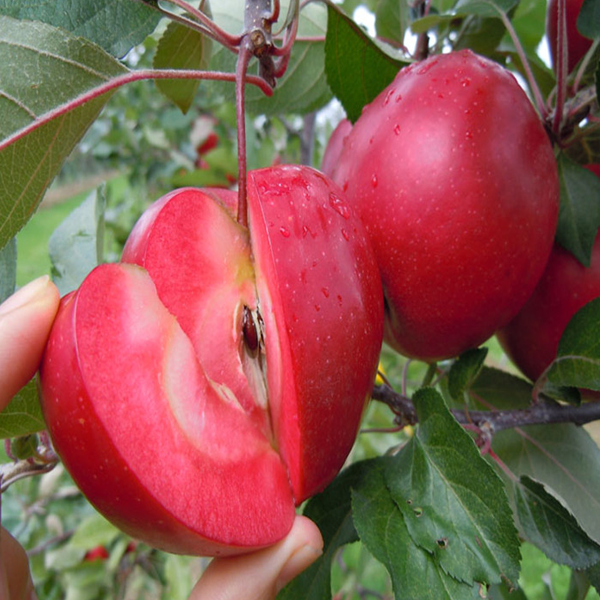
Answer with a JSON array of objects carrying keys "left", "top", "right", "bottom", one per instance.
[
  {"left": 0, "top": 276, "right": 60, "bottom": 411},
  {"left": 189, "top": 515, "right": 323, "bottom": 600},
  {"left": 0, "top": 527, "right": 37, "bottom": 600}
]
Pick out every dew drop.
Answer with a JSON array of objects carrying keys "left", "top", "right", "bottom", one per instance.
[
  {"left": 465, "top": 130, "right": 473, "bottom": 140},
  {"left": 395, "top": 93, "right": 403, "bottom": 103},
  {"left": 371, "top": 174, "right": 378, "bottom": 188},
  {"left": 314, "top": 304, "right": 321, "bottom": 312},
  {"left": 393, "top": 124, "right": 401, "bottom": 135},
  {"left": 280, "top": 226, "right": 290, "bottom": 238},
  {"left": 341, "top": 228, "right": 350, "bottom": 241},
  {"left": 329, "top": 192, "right": 351, "bottom": 219},
  {"left": 461, "top": 77, "right": 471, "bottom": 87},
  {"left": 383, "top": 88, "right": 395, "bottom": 105},
  {"left": 321, "top": 287, "right": 330, "bottom": 298}
]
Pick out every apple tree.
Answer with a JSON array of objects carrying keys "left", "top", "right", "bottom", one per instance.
[{"left": 1, "top": 0, "right": 600, "bottom": 598}]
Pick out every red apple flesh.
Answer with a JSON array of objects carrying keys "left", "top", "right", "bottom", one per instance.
[
  {"left": 40, "top": 165, "right": 383, "bottom": 556},
  {"left": 331, "top": 49, "right": 559, "bottom": 362}
]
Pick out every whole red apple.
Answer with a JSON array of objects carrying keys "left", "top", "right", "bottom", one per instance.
[
  {"left": 331, "top": 49, "right": 559, "bottom": 362},
  {"left": 497, "top": 166, "right": 600, "bottom": 382},
  {"left": 39, "top": 165, "right": 383, "bottom": 557},
  {"left": 547, "top": 0, "right": 593, "bottom": 74}
]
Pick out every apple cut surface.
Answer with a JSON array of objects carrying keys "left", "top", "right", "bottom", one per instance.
[
  {"left": 332, "top": 49, "right": 559, "bottom": 362},
  {"left": 40, "top": 264, "right": 294, "bottom": 556},
  {"left": 40, "top": 165, "right": 384, "bottom": 555}
]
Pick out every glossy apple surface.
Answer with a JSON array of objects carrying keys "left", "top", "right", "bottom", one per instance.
[
  {"left": 331, "top": 49, "right": 559, "bottom": 362},
  {"left": 40, "top": 165, "right": 383, "bottom": 556},
  {"left": 497, "top": 166, "right": 600, "bottom": 382},
  {"left": 547, "top": 0, "right": 593, "bottom": 74}
]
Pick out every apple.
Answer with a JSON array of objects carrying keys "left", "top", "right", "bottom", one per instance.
[
  {"left": 497, "top": 166, "right": 600, "bottom": 382},
  {"left": 330, "top": 49, "right": 559, "bottom": 362},
  {"left": 83, "top": 546, "right": 110, "bottom": 562},
  {"left": 39, "top": 165, "right": 384, "bottom": 557},
  {"left": 547, "top": 0, "right": 593, "bottom": 75},
  {"left": 321, "top": 118, "right": 352, "bottom": 178}
]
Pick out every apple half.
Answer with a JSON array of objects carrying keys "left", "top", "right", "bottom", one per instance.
[{"left": 39, "top": 165, "right": 383, "bottom": 556}]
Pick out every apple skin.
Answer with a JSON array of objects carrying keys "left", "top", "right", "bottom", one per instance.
[
  {"left": 497, "top": 166, "right": 600, "bottom": 382},
  {"left": 547, "top": 0, "right": 593, "bottom": 74},
  {"left": 330, "top": 49, "right": 559, "bottom": 362},
  {"left": 39, "top": 165, "right": 383, "bottom": 556}
]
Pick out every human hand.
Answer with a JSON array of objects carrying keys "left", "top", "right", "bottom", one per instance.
[{"left": 0, "top": 275, "right": 60, "bottom": 600}]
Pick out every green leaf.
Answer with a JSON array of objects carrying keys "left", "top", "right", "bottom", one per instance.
[
  {"left": 586, "top": 560, "right": 600, "bottom": 593},
  {"left": 547, "top": 298, "right": 600, "bottom": 391},
  {"left": 68, "top": 513, "right": 121, "bottom": 551},
  {"left": 352, "top": 457, "right": 482, "bottom": 599},
  {"left": 0, "top": 236, "right": 16, "bottom": 302},
  {"left": 514, "top": 476, "right": 600, "bottom": 569},
  {"left": 472, "top": 368, "right": 600, "bottom": 545},
  {"left": 154, "top": 21, "right": 212, "bottom": 114},
  {"left": 454, "top": 0, "right": 518, "bottom": 18},
  {"left": 0, "top": 378, "right": 45, "bottom": 439},
  {"left": 555, "top": 153, "right": 600, "bottom": 267},
  {"left": 10, "top": 433, "right": 39, "bottom": 460},
  {"left": 0, "top": 16, "right": 128, "bottom": 250},
  {"left": 48, "top": 187, "right": 106, "bottom": 296},
  {"left": 385, "top": 388, "right": 521, "bottom": 587},
  {"left": 375, "top": 0, "right": 410, "bottom": 47},
  {"left": 0, "top": 0, "right": 161, "bottom": 57},
  {"left": 448, "top": 348, "right": 488, "bottom": 400},
  {"left": 324, "top": 4, "right": 408, "bottom": 123},
  {"left": 577, "top": 0, "right": 600, "bottom": 40},
  {"left": 277, "top": 460, "right": 371, "bottom": 600}
]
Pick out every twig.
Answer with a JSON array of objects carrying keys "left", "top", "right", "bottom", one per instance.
[{"left": 371, "top": 384, "right": 600, "bottom": 435}]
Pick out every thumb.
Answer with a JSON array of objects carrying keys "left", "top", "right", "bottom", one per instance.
[
  {"left": 189, "top": 515, "right": 323, "bottom": 600},
  {"left": 0, "top": 276, "right": 60, "bottom": 411}
]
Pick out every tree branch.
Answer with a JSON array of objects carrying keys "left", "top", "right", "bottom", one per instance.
[{"left": 371, "top": 384, "right": 600, "bottom": 435}]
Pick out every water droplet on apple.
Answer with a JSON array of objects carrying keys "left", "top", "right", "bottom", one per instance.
[
  {"left": 341, "top": 228, "right": 350, "bottom": 241},
  {"left": 321, "top": 287, "right": 330, "bottom": 298},
  {"left": 383, "top": 88, "right": 395, "bottom": 105},
  {"left": 371, "top": 174, "right": 378, "bottom": 188},
  {"left": 395, "top": 93, "right": 403, "bottom": 102},
  {"left": 314, "top": 304, "right": 321, "bottom": 312},
  {"left": 329, "top": 193, "right": 351, "bottom": 219},
  {"left": 280, "top": 226, "right": 290, "bottom": 238},
  {"left": 461, "top": 77, "right": 471, "bottom": 87},
  {"left": 393, "top": 124, "right": 401, "bottom": 135}
]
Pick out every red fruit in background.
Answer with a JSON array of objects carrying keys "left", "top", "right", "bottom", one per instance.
[
  {"left": 547, "top": 0, "right": 593, "bottom": 74},
  {"left": 196, "top": 131, "right": 220, "bottom": 156},
  {"left": 321, "top": 119, "right": 352, "bottom": 178},
  {"left": 331, "top": 49, "right": 559, "bottom": 362},
  {"left": 40, "top": 165, "right": 383, "bottom": 557},
  {"left": 497, "top": 166, "right": 600, "bottom": 382},
  {"left": 84, "top": 546, "right": 109, "bottom": 562}
]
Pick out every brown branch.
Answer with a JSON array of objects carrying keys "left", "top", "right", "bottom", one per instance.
[{"left": 371, "top": 384, "right": 600, "bottom": 435}]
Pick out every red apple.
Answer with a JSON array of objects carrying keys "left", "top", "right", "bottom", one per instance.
[
  {"left": 497, "top": 167, "right": 600, "bottom": 382},
  {"left": 331, "top": 50, "right": 559, "bottom": 362},
  {"left": 547, "top": 0, "right": 593, "bottom": 74},
  {"left": 39, "top": 165, "right": 383, "bottom": 557},
  {"left": 84, "top": 546, "right": 110, "bottom": 562},
  {"left": 321, "top": 119, "right": 352, "bottom": 178}
]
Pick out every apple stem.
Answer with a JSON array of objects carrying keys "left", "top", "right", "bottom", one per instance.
[
  {"left": 235, "top": 39, "right": 254, "bottom": 228},
  {"left": 497, "top": 11, "right": 547, "bottom": 120},
  {"left": 552, "top": 0, "right": 569, "bottom": 137}
]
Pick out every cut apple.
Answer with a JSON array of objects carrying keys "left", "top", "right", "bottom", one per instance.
[{"left": 39, "top": 165, "right": 383, "bottom": 556}]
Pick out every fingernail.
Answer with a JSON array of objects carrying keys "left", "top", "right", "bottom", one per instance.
[
  {"left": 0, "top": 276, "right": 52, "bottom": 316},
  {"left": 275, "top": 544, "right": 323, "bottom": 593}
]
